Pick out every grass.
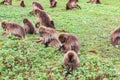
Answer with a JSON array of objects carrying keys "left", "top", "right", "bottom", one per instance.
[{"left": 0, "top": 0, "right": 120, "bottom": 79}]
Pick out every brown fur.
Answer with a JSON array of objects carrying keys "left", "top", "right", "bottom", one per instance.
[
  {"left": 66, "top": 0, "right": 81, "bottom": 10},
  {"left": 39, "top": 26, "right": 61, "bottom": 48},
  {"left": 30, "top": 1, "right": 44, "bottom": 14},
  {"left": 34, "top": 9, "right": 55, "bottom": 29},
  {"left": 110, "top": 27, "right": 120, "bottom": 46},
  {"left": 49, "top": 0, "right": 57, "bottom": 8},
  {"left": 20, "top": 0, "right": 25, "bottom": 7},
  {"left": 63, "top": 50, "right": 79, "bottom": 73},
  {"left": 0, "top": 0, "right": 12, "bottom": 5},
  {"left": 87, "top": 0, "right": 101, "bottom": 4},
  {"left": 1, "top": 21, "right": 25, "bottom": 39},
  {"left": 59, "top": 33, "right": 80, "bottom": 53},
  {"left": 23, "top": 18, "right": 36, "bottom": 34}
]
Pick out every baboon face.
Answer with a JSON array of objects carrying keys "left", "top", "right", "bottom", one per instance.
[
  {"left": 59, "top": 34, "right": 68, "bottom": 43},
  {"left": 34, "top": 9, "right": 40, "bottom": 15},
  {"left": 23, "top": 18, "right": 28, "bottom": 24},
  {"left": 1, "top": 21, "right": 7, "bottom": 29}
]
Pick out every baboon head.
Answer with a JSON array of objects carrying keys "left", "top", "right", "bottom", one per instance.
[
  {"left": 59, "top": 34, "right": 68, "bottom": 43},
  {"left": 1, "top": 21, "right": 7, "bottom": 30},
  {"left": 23, "top": 18, "right": 28, "bottom": 24}
]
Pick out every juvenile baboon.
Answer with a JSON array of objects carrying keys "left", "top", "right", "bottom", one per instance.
[
  {"left": 49, "top": 0, "right": 57, "bottom": 8},
  {"left": 38, "top": 26, "right": 61, "bottom": 48},
  {"left": 66, "top": 0, "right": 81, "bottom": 10},
  {"left": 59, "top": 33, "right": 80, "bottom": 53},
  {"left": 20, "top": 0, "right": 25, "bottom": 7},
  {"left": 30, "top": 1, "right": 44, "bottom": 14},
  {"left": 0, "top": 0, "right": 12, "bottom": 5},
  {"left": 63, "top": 50, "right": 79, "bottom": 74},
  {"left": 87, "top": 0, "right": 101, "bottom": 4},
  {"left": 23, "top": 18, "right": 36, "bottom": 34},
  {"left": 110, "top": 27, "right": 120, "bottom": 46},
  {"left": 1, "top": 21, "right": 25, "bottom": 39},
  {"left": 34, "top": 9, "right": 55, "bottom": 29}
]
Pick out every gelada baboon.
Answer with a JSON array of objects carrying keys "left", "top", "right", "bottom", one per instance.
[
  {"left": 34, "top": 9, "right": 55, "bottom": 29},
  {"left": 63, "top": 50, "right": 79, "bottom": 75},
  {"left": 66, "top": 0, "right": 81, "bottom": 10},
  {"left": 23, "top": 18, "right": 36, "bottom": 34},
  {"left": 87, "top": 0, "right": 101, "bottom": 4},
  {"left": 49, "top": 0, "right": 57, "bottom": 8},
  {"left": 110, "top": 27, "right": 120, "bottom": 46},
  {"left": 59, "top": 33, "right": 80, "bottom": 53},
  {"left": 30, "top": 1, "right": 44, "bottom": 14},
  {"left": 20, "top": 0, "right": 25, "bottom": 7},
  {"left": 1, "top": 21, "right": 25, "bottom": 39},
  {"left": 38, "top": 26, "right": 62, "bottom": 48},
  {"left": 0, "top": 0, "right": 12, "bottom": 5}
]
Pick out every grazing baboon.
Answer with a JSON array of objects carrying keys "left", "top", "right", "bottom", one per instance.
[
  {"left": 20, "top": 0, "right": 25, "bottom": 7},
  {"left": 30, "top": 1, "right": 44, "bottom": 14},
  {"left": 49, "top": 0, "right": 57, "bottom": 8},
  {"left": 1, "top": 21, "right": 25, "bottom": 39},
  {"left": 63, "top": 50, "right": 79, "bottom": 74},
  {"left": 38, "top": 26, "right": 61, "bottom": 48},
  {"left": 23, "top": 18, "right": 36, "bottom": 34},
  {"left": 0, "top": 0, "right": 12, "bottom": 5},
  {"left": 87, "top": 0, "right": 101, "bottom": 4},
  {"left": 66, "top": 0, "right": 81, "bottom": 10},
  {"left": 110, "top": 27, "right": 120, "bottom": 46},
  {"left": 59, "top": 33, "right": 80, "bottom": 53},
  {"left": 34, "top": 9, "right": 55, "bottom": 29}
]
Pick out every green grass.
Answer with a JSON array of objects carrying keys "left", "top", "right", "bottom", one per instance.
[{"left": 0, "top": 0, "right": 120, "bottom": 79}]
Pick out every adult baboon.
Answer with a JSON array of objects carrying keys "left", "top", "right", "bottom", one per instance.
[
  {"left": 66, "top": 0, "right": 81, "bottom": 10},
  {"left": 110, "top": 27, "right": 120, "bottom": 46},
  {"left": 1, "top": 21, "right": 25, "bottom": 39},
  {"left": 87, "top": 0, "right": 101, "bottom": 4}
]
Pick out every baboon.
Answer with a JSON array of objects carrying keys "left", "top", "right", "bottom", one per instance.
[
  {"left": 38, "top": 26, "right": 62, "bottom": 48},
  {"left": 1, "top": 21, "right": 25, "bottom": 39},
  {"left": 66, "top": 0, "right": 81, "bottom": 10},
  {"left": 20, "top": 0, "right": 25, "bottom": 7},
  {"left": 23, "top": 18, "right": 36, "bottom": 34},
  {"left": 34, "top": 9, "right": 55, "bottom": 29},
  {"left": 0, "top": 0, "right": 12, "bottom": 5},
  {"left": 87, "top": 0, "right": 101, "bottom": 4},
  {"left": 30, "top": 1, "right": 44, "bottom": 14},
  {"left": 49, "top": 0, "right": 57, "bottom": 8},
  {"left": 59, "top": 33, "right": 80, "bottom": 53},
  {"left": 63, "top": 50, "right": 79, "bottom": 75},
  {"left": 110, "top": 27, "right": 120, "bottom": 46}
]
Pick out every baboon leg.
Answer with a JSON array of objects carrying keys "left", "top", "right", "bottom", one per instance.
[
  {"left": 77, "top": 4, "right": 81, "bottom": 9},
  {"left": 51, "top": 21, "right": 55, "bottom": 29}
]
